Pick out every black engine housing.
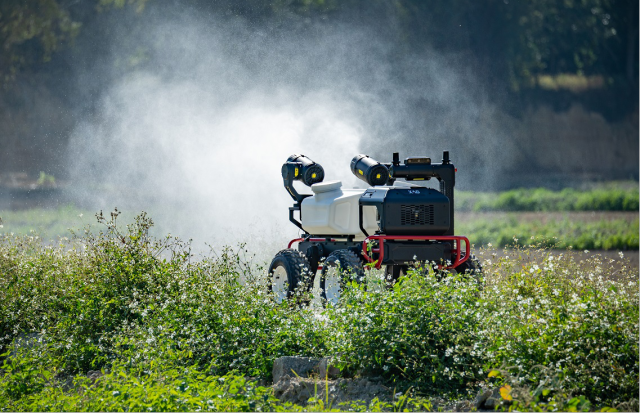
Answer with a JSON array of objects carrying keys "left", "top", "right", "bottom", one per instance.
[{"left": 360, "top": 187, "right": 450, "bottom": 235}]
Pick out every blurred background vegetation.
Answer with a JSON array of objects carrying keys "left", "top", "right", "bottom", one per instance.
[
  {"left": 0, "top": 0, "right": 637, "bottom": 185},
  {"left": 1, "top": 0, "right": 637, "bottom": 102},
  {"left": 0, "top": 0, "right": 637, "bottom": 251}
]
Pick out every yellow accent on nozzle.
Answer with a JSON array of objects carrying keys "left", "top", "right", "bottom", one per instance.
[
  {"left": 414, "top": 178, "right": 425, "bottom": 180},
  {"left": 295, "top": 168, "right": 299, "bottom": 177},
  {"left": 358, "top": 169, "right": 363, "bottom": 175}
]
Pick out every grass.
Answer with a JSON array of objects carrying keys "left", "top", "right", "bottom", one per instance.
[
  {"left": 457, "top": 184, "right": 639, "bottom": 212},
  {"left": 0, "top": 211, "right": 637, "bottom": 411},
  {"left": 0, "top": 205, "right": 93, "bottom": 240},
  {"left": 2, "top": 183, "right": 639, "bottom": 251}
]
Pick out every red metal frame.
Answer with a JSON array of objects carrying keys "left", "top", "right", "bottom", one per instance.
[
  {"left": 362, "top": 235, "right": 470, "bottom": 270},
  {"left": 287, "top": 237, "right": 335, "bottom": 249},
  {"left": 288, "top": 235, "right": 470, "bottom": 271},
  {"left": 288, "top": 237, "right": 336, "bottom": 271}
]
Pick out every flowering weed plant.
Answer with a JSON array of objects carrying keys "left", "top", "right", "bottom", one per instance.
[{"left": 0, "top": 212, "right": 637, "bottom": 411}]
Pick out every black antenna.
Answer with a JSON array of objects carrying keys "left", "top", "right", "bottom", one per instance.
[{"left": 442, "top": 151, "right": 450, "bottom": 165}]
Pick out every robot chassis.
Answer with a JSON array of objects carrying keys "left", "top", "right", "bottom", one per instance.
[{"left": 268, "top": 151, "right": 480, "bottom": 304}]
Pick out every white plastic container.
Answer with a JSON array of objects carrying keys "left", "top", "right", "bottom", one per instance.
[{"left": 300, "top": 181, "right": 378, "bottom": 239}]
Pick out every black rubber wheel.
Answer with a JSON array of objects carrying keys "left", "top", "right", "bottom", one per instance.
[
  {"left": 384, "top": 264, "right": 408, "bottom": 287},
  {"left": 320, "top": 249, "right": 365, "bottom": 304},
  {"left": 268, "top": 249, "right": 313, "bottom": 303},
  {"left": 453, "top": 254, "right": 483, "bottom": 285},
  {"left": 455, "top": 254, "right": 482, "bottom": 274}
]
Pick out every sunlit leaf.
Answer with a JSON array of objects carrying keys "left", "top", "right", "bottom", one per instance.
[{"left": 499, "top": 384, "right": 512, "bottom": 401}]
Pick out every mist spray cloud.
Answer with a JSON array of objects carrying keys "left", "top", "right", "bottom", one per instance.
[{"left": 67, "top": 10, "right": 505, "bottom": 259}]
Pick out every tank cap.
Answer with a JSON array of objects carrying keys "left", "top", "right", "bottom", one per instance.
[{"left": 311, "top": 180, "right": 342, "bottom": 194}]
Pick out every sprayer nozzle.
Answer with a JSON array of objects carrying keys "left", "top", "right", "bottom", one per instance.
[
  {"left": 350, "top": 154, "right": 389, "bottom": 186},
  {"left": 285, "top": 154, "right": 325, "bottom": 186}
]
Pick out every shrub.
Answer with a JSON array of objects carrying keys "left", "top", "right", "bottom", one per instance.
[
  {"left": 326, "top": 270, "right": 484, "bottom": 397},
  {"left": 476, "top": 248, "right": 639, "bottom": 406},
  {"left": 0, "top": 212, "right": 637, "bottom": 410}
]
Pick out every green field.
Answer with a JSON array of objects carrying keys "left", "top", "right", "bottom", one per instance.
[
  {"left": 0, "top": 213, "right": 638, "bottom": 411},
  {"left": 458, "top": 212, "right": 639, "bottom": 250},
  {"left": 457, "top": 183, "right": 639, "bottom": 212},
  {"left": 0, "top": 185, "right": 638, "bottom": 410},
  {"left": 2, "top": 184, "right": 638, "bottom": 250}
]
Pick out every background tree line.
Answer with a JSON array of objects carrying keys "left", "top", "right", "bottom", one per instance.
[
  {"left": 0, "top": 0, "right": 637, "bottom": 188},
  {"left": 1, "top": 0, "right": 637, "bottom": 116}
]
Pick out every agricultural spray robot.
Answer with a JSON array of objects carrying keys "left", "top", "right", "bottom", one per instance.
[{"left": 268, "top": 151, "right": 481, "bottom": 304}]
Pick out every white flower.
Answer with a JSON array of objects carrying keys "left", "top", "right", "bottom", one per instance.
[{"left": 618, "top": 251, "right": 624, "bottom": 259}]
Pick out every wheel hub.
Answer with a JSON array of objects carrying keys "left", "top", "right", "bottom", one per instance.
[{"left": 272, "top": 265, "right": 289, "bottom": 303}]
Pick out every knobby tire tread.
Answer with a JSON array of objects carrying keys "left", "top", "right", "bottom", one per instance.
[{"left": 269, "top": 249, "right": 313, "bottom": 298}]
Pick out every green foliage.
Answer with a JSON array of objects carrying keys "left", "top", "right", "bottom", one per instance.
[
  {"left": 1, "top": 0, "right": 636, "bottom": 91},
  {"left": 0, "top": 210, "right": 325, "bottom": 378},
  {"left": 326, "top": 271, "right": 484, "bottom": 396},
  {"left": 0, "top": 0, "right": 81, "bottom": 83},
  {"left": 457, "top": 186, "right": 640, "bottom": 212},
  {"left": 498, "top": 0, "right": 634, "bottom": 88},
  {"left": 0, "top": 212, "right": 637, "bottom": 410},
  {"left": 36, "top": 171, "right": 56, "bottom": 187},
  {"left": 0, "top": 0, "right": 147, "bottom": 84},
  {"left": 0, "top": 206, "right": 92, "bottom": 240},
  {"left": 354, "top": 0, "right": 637, "bottom": 90},
  {"left": 476, "top": 248, "right": 639, "bottom": 407},
  {"left": 98, "top": 0, "right": 148, "bottom": 13},
  {"left": 2, "top": 349, "right": 281, "bottom": 412},
  {"left": 454, "top": 184, "right": 640, "bottom": 250},
  {"left": 327, "top": 249, "right": 639, "bottom": 407}
]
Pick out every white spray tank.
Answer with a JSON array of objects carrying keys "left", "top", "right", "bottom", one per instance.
[{"left": 300, "top": 180, "right": 378, "bottom": 239}]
